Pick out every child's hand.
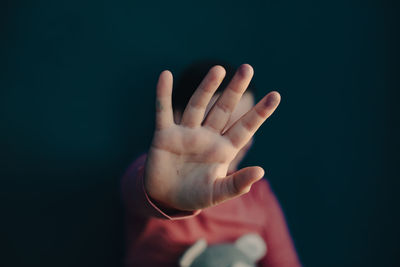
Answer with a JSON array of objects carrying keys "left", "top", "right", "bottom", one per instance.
[{"left": 144, "top": 64, "right": 280, "bottom": 211}]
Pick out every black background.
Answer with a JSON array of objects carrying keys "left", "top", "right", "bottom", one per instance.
[{"left": 1, "top": 0, "right": 399, "bottom": 266}]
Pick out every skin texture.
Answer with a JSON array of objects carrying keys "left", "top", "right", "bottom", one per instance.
[
  {"left": 173, "top": 92, "right": 255, "bottom": 174},
  {"left": 144, "top": 64, "right": 281, "bottom": 211},
  {"left": 202, "top": 92, "right": 255, "bottom": 175}
]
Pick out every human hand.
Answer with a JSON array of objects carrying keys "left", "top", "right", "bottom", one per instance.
[{"left": 144, "top": 64, "right": 281, "bottom": 211}]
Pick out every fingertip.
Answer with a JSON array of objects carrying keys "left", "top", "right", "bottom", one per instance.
[
  {"left": 239, "top": 63, "right": 254, "bottom": 77},
  {"left": 209, "top": 65, "right": 226, "bottom": 81},
  {"left": 255, "top": 166, "right": 265, "bottom": 178},
  {"left": 241, "top": 167, "right": 263, "bottom": 194},
  {"left": 160, "top": 70, "right": 173, "bottom": 79},
  {"left": 212, "top": 65, "right": 226, "bottom": 75},
  {"left": 157, "top": 70, "right": 173, "bottom": 97},
  {"left": 249, "top": 166, "right": 265, "bottom": 182},
  {"left": 264, "top": 91, "right": 281, "bottom": 108},
  {"left": 270, "top": 91, "right": 281, "bottom": 101}
]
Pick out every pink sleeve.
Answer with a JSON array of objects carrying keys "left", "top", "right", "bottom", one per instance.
[
  {"left": 258, "top": 180, "right": 302, "bottom": 267},
  {"left": 121, "top": 153, "right": 202, "bottom": 220}
]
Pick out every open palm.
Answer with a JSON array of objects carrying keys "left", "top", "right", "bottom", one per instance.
[{"left": 144, "top": 64, "right": 281, "bottom": 211}]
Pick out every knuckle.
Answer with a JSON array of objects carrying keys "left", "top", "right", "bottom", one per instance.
[
  {"left": 254, "top": 106, "right": 266, "bottom": 118},
  {"left": 241, "top": 119, "right": 254, "bottom": 131},
  {"left": 188, "top": 99, "right": 203, "bottom": 110},
  {"left": 216, "top": 101, "right": 232, "bottom": 114},
  {"left": 230, "top": 176, "right": 240, "bottom": 195}
]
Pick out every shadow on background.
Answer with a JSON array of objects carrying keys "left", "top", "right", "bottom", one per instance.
[{"left": 0, "top": 1, "right": 399, "bottom": 266}]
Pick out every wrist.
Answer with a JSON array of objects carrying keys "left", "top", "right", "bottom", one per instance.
[{"left": 147, "top": 194, "right": 183, "bottom": 215}]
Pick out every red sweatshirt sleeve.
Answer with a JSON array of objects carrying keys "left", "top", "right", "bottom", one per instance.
[
  {"left": 121, "top": 153, "right": 202, "bottom": 220},
  {"left": 258, "top": 180, "right": 302, "bottom": 267}
]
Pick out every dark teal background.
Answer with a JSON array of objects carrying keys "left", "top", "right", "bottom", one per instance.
[{"left": 1, "top": 1, "right": 399, "bottom": 266}]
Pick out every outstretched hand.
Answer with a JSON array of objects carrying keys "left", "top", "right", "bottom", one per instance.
[{"left": 144, "top": 64, "right": 281, "bottom": 211}]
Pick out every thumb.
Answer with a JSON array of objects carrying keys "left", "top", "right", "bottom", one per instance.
[{"left": 212, "top": 166, "right": 265, "bottom": 206}]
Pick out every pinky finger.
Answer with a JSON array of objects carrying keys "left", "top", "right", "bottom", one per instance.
[
  {"left": 224, "top": 91, "right": 281, "bottom": 148},
  {"left": 155, "top": 70, "right": 174, "bottom": 130}
]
